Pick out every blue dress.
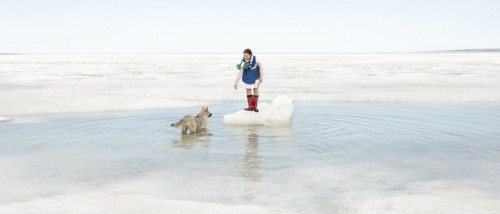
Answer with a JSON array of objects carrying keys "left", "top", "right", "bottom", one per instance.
[{"left": 242, "top": 56, "right": 260, "bottom": 85}]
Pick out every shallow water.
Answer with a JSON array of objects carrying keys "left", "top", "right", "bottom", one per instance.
[{"left": 1, "top": 103, "right": 500, "bottom": 213}]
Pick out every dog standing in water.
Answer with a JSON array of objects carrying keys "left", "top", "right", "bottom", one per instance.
[{"left": 171, "top": 106, "right": 212, "bottom": 134}]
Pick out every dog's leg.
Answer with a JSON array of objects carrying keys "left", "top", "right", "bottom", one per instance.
[
  {"left": 187, "top": 125, "right": 196, "bottom": 134},
  {"left": 181, "top": 125, "right": 188, "bottom": 134}
]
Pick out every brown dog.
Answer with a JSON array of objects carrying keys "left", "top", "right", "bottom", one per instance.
[{"left": 171, "top": 106, "right": 212, "bottom": 134}]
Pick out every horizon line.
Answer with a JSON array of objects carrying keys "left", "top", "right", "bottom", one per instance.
[{"left": 1, "top": 48, "right": 499, "bottom": 55}]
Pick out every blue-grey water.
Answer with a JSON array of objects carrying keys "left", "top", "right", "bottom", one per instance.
[{"left": 1, "top": 103, "right": 500, "bottom": 213}]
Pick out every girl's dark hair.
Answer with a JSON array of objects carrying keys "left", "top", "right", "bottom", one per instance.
[{"left": 243, "top": 49, "right": 252, "bottom": 55}]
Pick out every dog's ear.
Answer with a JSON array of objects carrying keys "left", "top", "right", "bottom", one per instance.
[{"left": 204, "top": 106, "right": 208, "bottom": 110}]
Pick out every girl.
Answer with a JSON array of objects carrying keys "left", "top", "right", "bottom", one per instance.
[{"left": 234, "top": 49, "right": 263, "bottom": 112}]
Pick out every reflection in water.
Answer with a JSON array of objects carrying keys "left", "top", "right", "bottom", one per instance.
[
  {"left": 172, "top": 128, "right": 212, "bottom": 149},
  {"left": 2, "top": 104, "right": 500, "bottom": 213},
  {"left": 223, "top": 124, "right": 294, "bottom": 202},
  {"left": 241, "top": 128, "right": 262, "bottom": 202}
]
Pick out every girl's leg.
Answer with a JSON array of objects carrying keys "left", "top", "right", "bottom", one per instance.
[
  {"left": 245, "top": 89, "right": 253, "bottom": 111},
  {"left": 252, "top": 88, "right": 259, "bottom": 112}
]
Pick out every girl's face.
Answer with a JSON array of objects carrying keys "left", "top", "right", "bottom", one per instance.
[{"left": 244, "top": 53, "right": 251, "bottom": 60}]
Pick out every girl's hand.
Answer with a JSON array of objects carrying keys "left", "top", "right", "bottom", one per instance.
[
  {"left": 234, "top": 84, "right": 238, "bottom": 89},
  {"left": 259, "top": 78, "right": 263, "bottom": 84}
]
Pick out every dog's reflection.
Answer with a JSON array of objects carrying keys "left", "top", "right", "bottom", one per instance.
[{"left": 172, "top": 128, "right": 212, "bottom": 149}]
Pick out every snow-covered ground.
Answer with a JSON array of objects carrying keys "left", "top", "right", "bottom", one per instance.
[
  {"left": 2, "top": 54, "right": 500, "bottom": 213},
  {"left": 1, "top": 53, "right": 499, "bottom": 117},
  {"left": 0, "top": 116, "right": 11, "bottom": 122}
]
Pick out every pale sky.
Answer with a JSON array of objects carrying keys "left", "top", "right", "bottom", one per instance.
[{"left": 1, "top": 0, "right": 499, "bottom": 53}]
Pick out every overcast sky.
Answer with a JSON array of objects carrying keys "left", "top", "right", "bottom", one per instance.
[{"left": 1, "top": 0, "right": 499, "bottom": 53}]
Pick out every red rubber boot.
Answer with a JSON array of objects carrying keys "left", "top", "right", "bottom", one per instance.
[
  {"left": 253, "top": 95, "right": 259, "bottom": 112},
  {"left": 244, "top": 95, "right": 254, "bottom": 111}
]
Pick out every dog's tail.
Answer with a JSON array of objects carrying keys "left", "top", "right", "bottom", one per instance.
[{"left": 171, "top": 117, "right": 187, "bottom": 128}]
